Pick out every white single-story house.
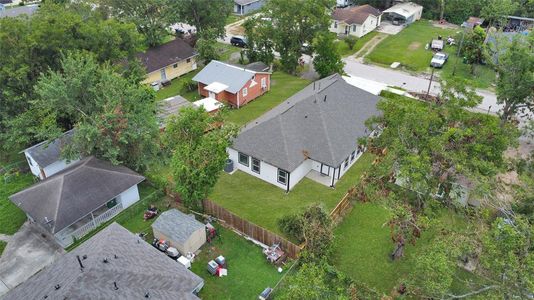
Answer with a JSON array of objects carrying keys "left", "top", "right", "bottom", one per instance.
[
  {"left": 234, "top": 0, "right": 266, "bottom": 15},
  {"left": 152, "top": 209, "right": 207, "bottom": 255},
  {"left": 3, "top": 223, "right": 204, "bottom": 300},
  {"left": 383, "top": 2, "right": 423, "bottom": 25},
  {"left": 22, "top": 129, "right": 79, "bottom": 180},
  {"left": 9, "top": 156, "right": 145, "bottom": 248},
  {"left": 227, "top": 74, "right": 381, "bottom": 192},
  {"left": 330, "top": 5, "right": 382, "bottom": 38}
]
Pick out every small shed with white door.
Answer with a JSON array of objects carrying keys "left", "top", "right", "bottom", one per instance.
[{"left": 152, "top": 209, "right": 206, "bottom": 255}]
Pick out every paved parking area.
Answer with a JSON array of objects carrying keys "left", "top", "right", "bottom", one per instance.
[
  {"left": 376, "top": 21, "right": 405, "bottom": 35},
  {"left": 0, "top": 222, "right": 64, "bottom": 297}
]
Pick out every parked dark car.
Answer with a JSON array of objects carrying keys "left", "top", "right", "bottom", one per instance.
[{"left": 230, "top": 36, "right": 247, "bottom": 47}]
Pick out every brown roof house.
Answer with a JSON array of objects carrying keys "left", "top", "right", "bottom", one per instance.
[
  {"left": 330, "top": 4, "right": 382, "bottom": 37},
  {"left": 137, "top": 38, "right": 198, "bottom": 85},
  {"left": 3, "top": 223, "right": 204, "bottom": 300},
  {"left": 9, "top": 157, "right": 145, "bottom": 248}
]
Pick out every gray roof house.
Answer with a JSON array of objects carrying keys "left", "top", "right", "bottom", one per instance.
[
  {"left": 234, "top": 0, "right": 266, "bottom": 15},
  {"left": 227, "top": 74, "right": 381, "bottom": 191},
  {"left": 22, "top": 129, "right": 79, "bottom": 179},
  {"left": 157, "top": 95, "right": 194, "bottom": 129},
  {"left": 152, "top": 209, "right": 207, "bottom": 254},
  {"left": 9, "top": 156, "right": 145, "bottom": 247},
  {"left": 3, "top": 223, "right": 204, "bottom": 300}
]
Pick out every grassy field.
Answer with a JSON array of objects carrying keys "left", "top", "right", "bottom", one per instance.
[
  {"left": 155, "top": 70, "right": 201, "bottom": 102},
  {"left": 335, "top": 32, "right": 380, "bottom": 57},
  {"left": 226, "top": 14, "right": 246, "bottom": 25},
  {"left": 217, "top": 42, "right": 241, "bottom": 62},
  {"left": 224, "top": 72, "right": 310, "bottom": 126},
  {"left": 366, "top": 21, "right": 495, "bottom": 88},
  {"left": 192, "top": 224, "right": 285, "bottom": 299},
  {"left": 0, "top": 173, "right": 35, "bottom": 235},
  {"left": 210, "top": 153, "right": 375, "bottom": 237},
  {"left": 333, "top": 203, "right": 472, "bottom": 294}
]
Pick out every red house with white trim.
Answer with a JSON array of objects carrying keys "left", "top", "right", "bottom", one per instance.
[{"left": 192, "top": 60, "right": 271, "bottom": 108}]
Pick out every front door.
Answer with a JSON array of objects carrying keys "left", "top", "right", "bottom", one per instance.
[
  {"left": 208, "top": 91, "right": 216, "bottom": 99},
  {"left": 320, "top": 164, "right": 331, "bottom": 176},
  {"left": 160, "top": 68, "right": 167, "bottom": 81}
]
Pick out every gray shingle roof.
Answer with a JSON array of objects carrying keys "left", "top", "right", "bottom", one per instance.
[
  {"left": 157, "top": 96, "right": 194, "bottom": 128},
  {"left": 231, "top": 74, "right": 381, "bottom": 171},
  {"left": 22, "top": 129, "right": 74, "bottom": 168},
  {"left": 9, "top": 157, "right": 145, "bottom": 234},
  {"left": 192, "top": 60, "right": 268, "bottom": 94},
  {"left": 152, "top": 209, "right": 205, "bottom": 244},
  {"left": 3, "top": 223, "right": 203, "bottom": 300},
  {"left": 333, "top": 5, "right": 382, "bottom": 25}
]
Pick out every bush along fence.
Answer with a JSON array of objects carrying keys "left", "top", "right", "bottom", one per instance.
[{"left": 203, "top": 199, "right": 303, "bottom": 259}]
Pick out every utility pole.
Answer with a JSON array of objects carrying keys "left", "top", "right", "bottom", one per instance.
[
  {"left": 452, "top": 28, "right": 466, "bottom": 76},
  {"left": 426, "top": 66, "right": 435, "bottom": 98}
]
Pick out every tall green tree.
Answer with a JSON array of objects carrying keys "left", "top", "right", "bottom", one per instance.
[
  {"left": 461, "top": 25, "right": 487, "bottom": 74},
  {"left": 169, "top": 0, "right": 233, "bottom": 38},
  {"left": 260, "top": 0, "right": 335, "bottom": 74},
  {"left": 0, "top": 2, "right": 143, "bottom": 151},
  {"left": 243, "top": 17, "right": 275, "bottom": 66},
  {"left": 16, "top": 52, "right": 158, "bottom": 171},
  {"left": 165, "top": 107, "right": 237, "bottom": 210},
  {"left": 481, "top": 0, "right": 518, "bottom": 28},
  {"left": 195, "top": 29, "right": 221, "bottom": 64},
  {"left": 97, "top": 0, "right": 172, "bottom": 47},
  {"left": 313, "top": 32, "right": 345, "bottom": 78},
  {"left": 494, "top": 34, "right": 534, "bottom": 122}
]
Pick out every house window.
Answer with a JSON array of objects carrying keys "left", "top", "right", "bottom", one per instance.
[
  {"left": 353, "top": 25, "right": 356, "bottom": 31},
  {"left": 173, "top": 63, "right": 178, "bottom": 68},
  {"left": 238, "top": 152, "right": 249, "bottom": 166},
  {"left": 350, "top": 151, "right": 356, "bottom": 162},
  {"left": 277, "top": 169, "right": 288, "bottom": 185},
  {"left": 344, "top": 158, "right": 349, "bottom": 169},
  {"left": 251, "top": 157, "right": 260, "bottom": 174},
  {"left": 261, "top": 77, "right": 267, "bottom": 88},
  {"left": 334, "top": 21, "right": 338, "bottom": 29},
  {"left": 186, "top": 58, "right": 191, "bottom": 63},
  {"left": 243, "top": 87, "right": 248, "bottom": 97}
]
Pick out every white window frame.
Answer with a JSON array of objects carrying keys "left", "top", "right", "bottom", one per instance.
[
  {"left": 277, "top": 169, "right": 288, "bottom": 185},
  {"left": 350, "top": 151, "right": 356, "bottom": 162},
  {"left": 238, "top": 152, "right": 249, "bottom": 167},
  {"left": 261, "top": 77, "right": 267, "bottom": 88},
  {"left": 344, "top": 158, "right": 349, "bottom": 169},
  {"left": 352, "top": 24, "right": 356, "bottom": 32},
  {"left": 242, "top": 87, "right": 248, "bottom": 97},
  {"left": 334, "top": 21, "right": 338, "bottom": 29},
  {"left": 251, "top": 157, "right": 260, "bottom": 174}
]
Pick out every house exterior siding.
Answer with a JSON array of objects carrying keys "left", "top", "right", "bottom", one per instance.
[
  {"left": 117, "top": 184, "right": 140, "bottom": 209},
  {"left": 330, "top": 14, "right": 381, "bottom": 37},
  {"left": 197, "top": 73, "right": 270, "bottom": 108},
  {"left": 234, "top": 0, "right": 265, "bottom": 15},
  {"left": 153, "top": 227, "right": 206, "bottom": 254},
  {"left": 24, "top": 151, "right": 79, "bottom": 180},
  {"left": 141, "top": 56, "right": 198, "bottom": 84}
]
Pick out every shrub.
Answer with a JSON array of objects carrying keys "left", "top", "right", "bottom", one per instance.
[
  {"left": 277, "top": 213, "right": 304, "bottom": 243},
  {"left": 344, "top": 35, "right": 358, "bottom": 50},
  {"left": 182, "top": 78, "right": 197, "bottom": 92}
]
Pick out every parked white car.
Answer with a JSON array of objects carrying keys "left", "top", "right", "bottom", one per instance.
[{"left": 430, "top": 52, "right": 449, "bottom": 68}]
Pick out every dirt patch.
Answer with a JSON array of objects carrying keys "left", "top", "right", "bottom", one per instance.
[
  {"left": 226, "top": 22, "right": 245, "bottom": 36},
  {"left": 431, "top": 21, "right": 460, "bottom": 30},
  {"left": 408, "top": 42, "right": 421, "bottom": 51}
]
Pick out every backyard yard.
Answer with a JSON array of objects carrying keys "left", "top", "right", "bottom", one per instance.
[
  {"left": 0, "top": 173, "right": 35, "bottom": 235},
  {"left": 332, "top": 202, "right": 475, "bottom": 295},
  {"left": 191, "top": 224, "right": 285, "bottom": 299},
  {"left": 366, "top": 21, "right": 495, "bottom": 88},
  {"left": 210, "top": 153, "right": 376, "bottom": 238},
  {"left": 335, "top": 31, "right": 381, "bottom": 57}
]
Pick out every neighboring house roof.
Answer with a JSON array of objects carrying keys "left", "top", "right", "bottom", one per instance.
[
  {"left": 22, "top": 129, "right": 75, "bottom": 168},
  {"left": 332, "top": 4, "right": 381, "bottom": 25},
  {"left": 231, "top": 74, "right": 381, "bottom": 172},
  {"left": 192, "top": 60, "right": 270, "bottom": 94},
  {"left": 383, "top": 2, "right": 422, "bottom": 19},
  {"left": 0, "top": 4, "right": 38, "bottom": 18},
  {"left": 234, "top": 0, "right": 262, "bottom": 5},
  {"left": 157, "top": 95, "right": 194, "bottom": 127},
  {"left": 462, "top": 16, "right": 484, "bottom": 28},
  {"left": 244, "top": 61, "right": 270, "bottom": 72},
  {"left": 0, "top": 0, "right": 13, "bottom": 4},
  {"left": 152, "top": 209, "right": 205, "bottom": 245},
  {"left": 4, "top": 223, "right": 203, "bottom": 300},
  {"left": 9, "top": 157, "right": 145, "bottom": 234},
  {"left": 137, "top": 38, "right": 197, "bottom": 74}
]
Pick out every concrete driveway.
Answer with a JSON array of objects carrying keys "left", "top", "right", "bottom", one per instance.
[{"left": 0, "top": 222, "right": 64, "bottom": 297}]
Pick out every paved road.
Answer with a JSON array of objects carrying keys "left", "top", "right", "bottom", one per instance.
[{"left": 343, "top": 56, "right": 502, "bottom": 114}]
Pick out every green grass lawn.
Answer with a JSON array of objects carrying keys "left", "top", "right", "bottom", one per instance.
[
  {"left": 226, "top": 14, "right": 245, "bottom": 25},
  {"left": 224, "top": 72, "right": 310, "bottom": 126},
  {"left": 335, "top": 32, "right": 380, "bottom": 57},
  {"left": 155, "top": 70, "right": 201, "bottom": 102},
  {"left": 366, "top": 20, "right": 496, "bottom": 88},
  {"left": 0, "top": 173, "right": 35, "bottom": 235},
  {"left": 192, "top": 224, "right": 285, "bottom": 299},
  {"left": 210, "top": 153, "right": 375, "bottom": 237},
  {"left": 0, "top": 241, "right": 6, "bottom": 257},
  {"left": 217, "top": 42, "right": 241, "bottom": 62},
  {"left": 333, "top": 203, "right": 472, "bottom": 294}
]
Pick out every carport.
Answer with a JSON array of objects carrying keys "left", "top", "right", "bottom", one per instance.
[{"left": 383, "top": 2, "right": 423, "bottom": 25}]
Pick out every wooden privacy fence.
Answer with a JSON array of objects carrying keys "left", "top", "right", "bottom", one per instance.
[
  {"left": 329, "top": 192, "right": 352, "bottom": 223},
  {"left": 203, "top": 199, "right": 303, "bottom": 259}
]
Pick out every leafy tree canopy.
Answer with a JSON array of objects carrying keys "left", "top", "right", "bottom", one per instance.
[
  {"left": 312, "top": 32, "right": 345, "bottom": 78},
  {"left": 169, "top": 0, "right": 233, "bottom": 38}
]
